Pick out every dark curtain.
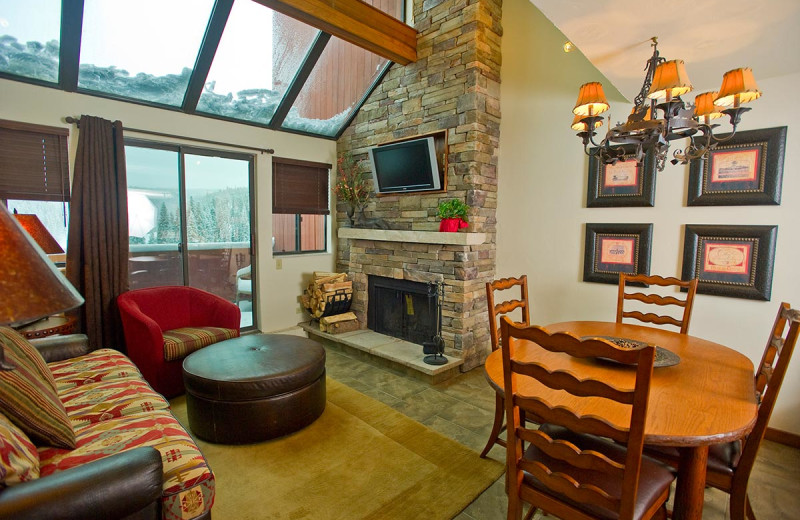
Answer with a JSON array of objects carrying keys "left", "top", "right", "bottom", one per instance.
[{"left": 66, "top": 115, "right": 129, "bottom": 351}]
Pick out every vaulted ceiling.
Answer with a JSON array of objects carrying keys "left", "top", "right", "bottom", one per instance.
[{"left": 531, "top": 0, "right": 800, "bottom": 103}]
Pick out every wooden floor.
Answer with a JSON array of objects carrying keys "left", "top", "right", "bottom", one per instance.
[{"left": 318, "top": 335, "right": 800, "bottom": 520}]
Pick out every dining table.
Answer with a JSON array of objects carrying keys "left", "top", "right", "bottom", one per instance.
[{"left": 483, "top": 320, "right": 758, "bottom": 520}]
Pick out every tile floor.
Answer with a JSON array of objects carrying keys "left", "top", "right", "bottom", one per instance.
[{"left": 316, "top": 335, "right": 800, "bottom": 520}]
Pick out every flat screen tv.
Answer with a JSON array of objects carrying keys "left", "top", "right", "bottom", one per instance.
[{"left": 368, "top": 136, "right": 441, "bottom": 194}]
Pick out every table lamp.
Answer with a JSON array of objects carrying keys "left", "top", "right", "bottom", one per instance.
[
  {"left": 12, "top": 211, "right": 65, "bottom": 254},
  {"left": 0, "top": 204, "right": 84, "bottom": 368}
]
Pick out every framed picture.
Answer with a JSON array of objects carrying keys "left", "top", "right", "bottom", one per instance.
[
  {"left": 687, "top": 126, "right": 787, "bottom": 206},
  {"left": 681, "top": 225, "right": 778, "bottom": 300},
  {"left": 587, "top": 146, "right": 656, "bottom": 207},
  {"left": 584, "top": 223, "right": 653, "bottom": 284}
]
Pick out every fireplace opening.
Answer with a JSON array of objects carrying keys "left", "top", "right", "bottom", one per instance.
[{"left": 367, "top": 276, "right": 438, "bottom": 345}]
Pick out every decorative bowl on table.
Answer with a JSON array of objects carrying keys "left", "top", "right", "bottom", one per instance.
[{"left": 583, "top": 335, "right": 680, "bottom": 368}]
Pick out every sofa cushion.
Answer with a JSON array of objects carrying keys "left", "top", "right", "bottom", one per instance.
[
  {"left": 59, "top": 379, "right": 170, "bottom": 430},
  {"left": 48, "top": 348, "right": 143, "bottom": 393},
  {"left": 0, "top": 327, "right": 75, "bottom": 449},
  {"left": 48, "top": 348, "right": 170, "bottom": 430},
  {"left": 163, "top": 326, "right": 239, "bottom": 362},
  {"left": 0, "top": 410, "right": 40, "bottom": 487},
  {"left": 39, "top": 410, "right": 214, "bottom": 520}
]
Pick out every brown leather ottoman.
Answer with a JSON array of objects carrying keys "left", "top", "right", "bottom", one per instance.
[{"left": 182, "top": 333, "right": 326, "bottom": 444}]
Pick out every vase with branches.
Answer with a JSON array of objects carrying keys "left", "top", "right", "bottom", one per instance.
[{"left": 334, "top": 152, "right": 370, "bottom": 226}]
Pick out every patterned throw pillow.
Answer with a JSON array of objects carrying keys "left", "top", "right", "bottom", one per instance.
[
  {"left": 0, "top": 327, "right": 76, "bottom": 449},
  {"left": 0, "top": 410, "right": 40, "bottom": 487}
]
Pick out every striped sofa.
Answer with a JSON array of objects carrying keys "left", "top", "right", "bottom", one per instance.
[{"left": 0, "top": 329, "right": 213, "bottom": 520}]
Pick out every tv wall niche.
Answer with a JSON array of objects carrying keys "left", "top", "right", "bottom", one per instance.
[{"left": 371, "top": 130, "right": 448, "bottom": 196}]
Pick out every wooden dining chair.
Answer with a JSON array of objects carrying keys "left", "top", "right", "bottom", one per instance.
[
  {"left": 616, "top": 273, "right": 698, "bottom": 334},
  {"left": 500, "top": 317, "right": 675, "bottom": 520},
  {"left": 480, "top": 275, "right": 530, "bottom": 458},
  {"left": 645, "top": 302, "right": 799, "bottom": 520}
]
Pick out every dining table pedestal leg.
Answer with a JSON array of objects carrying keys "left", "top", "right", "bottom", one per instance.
[{"left": 672, "top": 445, "right": 709, "bottom": 520}]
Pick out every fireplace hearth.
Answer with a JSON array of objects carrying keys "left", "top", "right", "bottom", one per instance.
[{"left": 368, "top": 276, "right": 438, "bottom": 346}]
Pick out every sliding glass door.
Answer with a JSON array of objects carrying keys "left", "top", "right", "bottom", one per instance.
[{"left": 125, "top": 141, "right": 256, "bottom": 329}]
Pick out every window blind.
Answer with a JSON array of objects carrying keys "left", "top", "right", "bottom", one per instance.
[
  {"left": 272, "top": 157, "right": 331, "bottom": 215},
  {"left": 0, "top": 119, "right": 70, "bottom": 202}
]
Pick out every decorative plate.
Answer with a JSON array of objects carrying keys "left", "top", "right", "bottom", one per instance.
[{"left": 582, "top": 335, "right": 680, "bottom": 368}]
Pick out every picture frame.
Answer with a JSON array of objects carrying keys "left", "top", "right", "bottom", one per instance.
[
  {"left": 681, "top": 224, "right": 778, "bottom": 300},
  {"left": 583, "top": 223, "right": 653, "bottom": 284},
  {"left": 587, "top": 145, "right": 656, "bottom": 207},
  {"left": 687, "top": 126, "right": 787, "bottom": 206}
]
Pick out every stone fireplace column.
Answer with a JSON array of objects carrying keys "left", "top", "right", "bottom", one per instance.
[{"left": 335, "top": 0, "right": 502, "bottom": 371}]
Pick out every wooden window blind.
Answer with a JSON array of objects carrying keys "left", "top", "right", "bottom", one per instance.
[
  {"left": 0, "top": 119, "right": 70, "bottom": 202},
  {"left": 272, "top": 157, "right": 331, "bottom": 215}
]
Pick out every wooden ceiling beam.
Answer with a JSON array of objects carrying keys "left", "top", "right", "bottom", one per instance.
[{"left": 252, "top": 0, "right": 417, "bottom": 65}]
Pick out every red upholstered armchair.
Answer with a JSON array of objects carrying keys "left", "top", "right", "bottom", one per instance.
[{"left": 118, "top": 286, "right": 241, "bottom": 398}]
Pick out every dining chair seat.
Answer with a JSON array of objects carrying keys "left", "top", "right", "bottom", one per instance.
[
  {"left": 527, "top": 425, "right": 675, "bottom": 520},
  {"left": 644, "top": 441, "right": 740, "bottom": 479}
]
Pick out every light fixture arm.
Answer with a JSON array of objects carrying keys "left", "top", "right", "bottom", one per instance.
[{"left": 632, "top": 37, "right": 663, "bottom": 111}]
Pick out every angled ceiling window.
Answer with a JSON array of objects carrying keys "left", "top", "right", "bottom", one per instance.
[
  {"left": 0, "top": 0, "right": 406, "bottom": 140},
  {"left": 0, "top": 0, "right": 62, "bottom": 83},
  {"left": 281, "top": 36, "right": 389, "bottom": 137},
  {"left": 197, "top": 0, "right": 319, "bottom": 125},
  {"left": 77, "top": 0, "right": 215, "bottom": 106}
]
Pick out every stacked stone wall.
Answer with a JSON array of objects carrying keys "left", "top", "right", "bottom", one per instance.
[{"left": 336, "top": 0, "right": 502, "bottom": 370}]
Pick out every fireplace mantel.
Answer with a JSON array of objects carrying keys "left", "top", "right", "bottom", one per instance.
[{"left": 337, "top": 228, "right": 486, "bottom": 245}]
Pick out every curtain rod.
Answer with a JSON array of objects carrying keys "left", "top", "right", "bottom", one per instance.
[{"left": 64, "top": 116, "right": 274, "bottom": 154}]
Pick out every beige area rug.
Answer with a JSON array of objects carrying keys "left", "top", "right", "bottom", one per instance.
[{"left": 170, "top": 378, "right": 504, "bottom": 520}]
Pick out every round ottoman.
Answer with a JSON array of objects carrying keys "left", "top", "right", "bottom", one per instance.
[{"left": 182, "top": 333, "right": 326, "bottom": 444}]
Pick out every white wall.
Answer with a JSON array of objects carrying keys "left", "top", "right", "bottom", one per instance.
[
  {"left": 499, "top": 0, "right": 799, "bottom": 434},
  {"left": 0, "top": 79, "right": 337, "bottom": 332}
]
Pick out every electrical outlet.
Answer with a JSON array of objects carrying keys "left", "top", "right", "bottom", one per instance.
[{"left": 275, "top": 258, "right": 282, "bottom": 270}]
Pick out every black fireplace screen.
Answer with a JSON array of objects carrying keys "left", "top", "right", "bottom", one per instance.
[{"left": 367, "top": 276, "right": 438, "bottom": 345}]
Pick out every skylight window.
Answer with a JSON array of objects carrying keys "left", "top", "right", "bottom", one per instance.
[
  {"left": 77, "top": 0, "right": 215, "bottom": 106},
  {"left": 197, "top": 0, "right": 319, "bottom": 125},
  {"left": 0, "top": 0, "right": 401, "bottom": 139},
  {"left": 0, "top": 0, "right": 61, "bottom": 83},
  {"left": 281, "top": 36, "right": 389, "bottom": 137}
]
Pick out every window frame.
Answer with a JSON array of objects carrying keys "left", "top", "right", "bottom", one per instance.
[
  {"left": 272, "top": 156, "right": 331, "bottom": 256},
  {"left": 124, "top": 138, "right": 258, "bottom": 330}
]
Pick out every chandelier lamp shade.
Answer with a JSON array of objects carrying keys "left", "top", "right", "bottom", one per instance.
[{"left": 572, "top": 37, "right": 762, "bottom": 171}]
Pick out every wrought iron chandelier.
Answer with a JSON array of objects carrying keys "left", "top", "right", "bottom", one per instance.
[{"left": 572, "top": 37, "right": 762, "bottom": 171}]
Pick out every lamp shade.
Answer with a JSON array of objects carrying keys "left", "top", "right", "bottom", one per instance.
[
  {"left": 647, "top": 60, "right": 693, "bottom": 100},
  {"left": 693, "top": 91, "right": 724, "bottom": 120},
  {"left": 573, "top": 82, "right": 610, "bottom": 117},
  {"left": 0, "top": 204, "right": 83, "bottom": 327},
  {"left": 13, "top": 213, "right": 64, "bottom": 254},
  {"left": 571, "top": 113, "right": 603, "bottom": 132},
  {"left": 715, "top": 68, "right": 762, "bottom": 107}
]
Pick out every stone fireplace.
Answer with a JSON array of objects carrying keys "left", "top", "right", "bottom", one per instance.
[
  {"left": 335, "top": 0, "right": 502, "bottom": 371},
  {"left": 368, "top": 275, "right": 439, "bottom": 345},
  {"left": 336, "top": 228, "right": 491, "bottom": 370}
]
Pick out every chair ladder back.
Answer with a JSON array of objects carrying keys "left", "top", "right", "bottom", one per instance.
[
  {"left": 737, "top": 303, "right": 800, "bottom": 486},
  {"left": 486, "top": 275, "right": 530, "bottom": 351},
  {"left": 500, "top": 317, "right": 656, "bottom": 520},
  {"left": 616, "top": 273, "right": 698, "bottom": 334}
]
